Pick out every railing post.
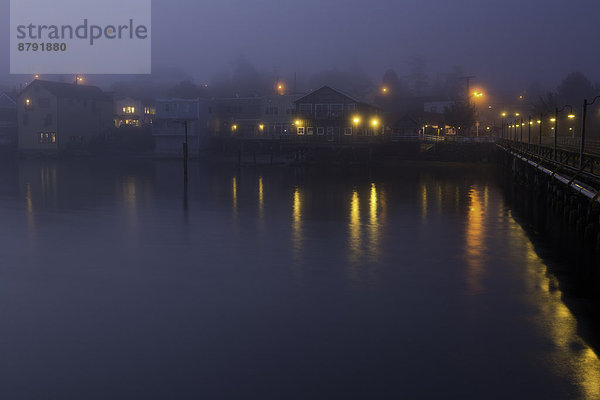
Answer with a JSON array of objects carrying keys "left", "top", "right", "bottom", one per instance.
[
  {"left": 554, "top": 108, "right": 558, "bottom": 161},
  {"left": 580, "top": 99, "right": 588, "bottom": 170}
]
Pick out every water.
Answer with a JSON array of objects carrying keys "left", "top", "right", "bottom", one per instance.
[{"left": 0, "top": 159, "right": 599, "bottom": 399}]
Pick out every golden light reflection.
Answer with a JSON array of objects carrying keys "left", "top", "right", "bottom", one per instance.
[
  {"left": 348, "top": 190, "right": 362, "bottom": 271},
  {"left": 465, "top": 186, "right": 486, "bottom": 294},
  {"left": 421, "top": 185, "right": 428, "bottom": 224},
  {"left": 258, "top": 176, "right": 265, "bottom": 230},
  {"left": 368, "top": 183, "right": 380, "bottom": 261},
  {"left": 232, "top": 176, "right": 238, "bottom": 214},
  {"left": 258, "top": 176, "right": 264, "bottom": 214},
  {"left": 292, "top": 188, "right": 303, "bottom": 270},
  {"left": 511, "top": 220, "right": 600, "bottom": 400}
]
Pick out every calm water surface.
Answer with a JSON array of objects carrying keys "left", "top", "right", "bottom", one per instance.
[{"left": 0, "top": 159, "right": 599, "bottom": 399}]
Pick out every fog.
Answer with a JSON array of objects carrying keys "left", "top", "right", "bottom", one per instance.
[{"left": 2, "top": 0, "right": 600, "bottom": 96}]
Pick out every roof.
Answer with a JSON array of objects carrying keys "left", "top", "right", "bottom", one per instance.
[
  {"left": 26, "top": 80, "right": 112, "bottom": 101},
  {"left": 294, "top": 86, "right": 381, "bottom": 109}
]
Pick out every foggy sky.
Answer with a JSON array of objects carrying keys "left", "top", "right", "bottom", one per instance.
[{"left": 2, "top": 0, "right": 600, "bottom": 93}]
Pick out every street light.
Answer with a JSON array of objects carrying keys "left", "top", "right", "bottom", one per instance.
[
  {"left": 553, "top": 105, "right": 574, "bottom": 160},
  {"left": 579, "top": 96, "right": 600, "bottom": 168}
]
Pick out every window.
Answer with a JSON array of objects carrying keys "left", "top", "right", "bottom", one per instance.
[
  {"left": 299, "top": 104, "right": 312, "bottom": 116},
  {"left": 346, "top": 103, "right": 356, "bottom": 111},
  {"left": 44, "top": 114, "right": 53, "bottom": 126},
  {"left": 344, "top": 127, "right": 353, "bottom": 136},
  {"left": 38, "top": 132, "right": 56, "bottom": 144},
  {"left": 307, "top": 127, "right": 314, "bottom": 136},
  {"left": 297, "top": 127, "right": 305, "bottom": 135},
  {"left": 22, "top": 115, "right": 29, "bottom": 125},
  {"left": 317, "top": 127, "right": 325, "bottom": 136},
  {"left": 123, "top": 106, "right": 136, "bottom": 114},
  {"left": 315, "top": 104, "right": 329, "bottom": 118},
  {"left": 330, "top": 104, "right": 343, "bottom": 117},
  {"left": 165, "top": 104, "right": 170, "bottom": 112}
]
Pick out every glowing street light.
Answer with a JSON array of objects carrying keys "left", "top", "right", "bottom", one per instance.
[
  {"left": 353, "top": 116, "right": 361, "bottom": 124},
  {"left": 381, "top": 86, "right": 389, "bottom": 94}
]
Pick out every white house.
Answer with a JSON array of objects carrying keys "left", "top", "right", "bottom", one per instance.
[{"left": 152, "top": 98, "right": 211, "bottom": 156}]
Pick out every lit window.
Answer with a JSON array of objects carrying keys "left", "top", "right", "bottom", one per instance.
[
  {"left": 38, "top": 132, "right": 56, "bottom": 144},
  {"left": 297, "top": 127, "right": 305, "bottom": 135}
]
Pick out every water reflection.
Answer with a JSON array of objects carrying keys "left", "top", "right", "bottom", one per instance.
[
  {"left": 25, "top": 183, "right": 35, "bottom": 241},
  {"left": 465, "top": 186, "right": 486, "bottom": 295},
  {"left": 421, "top": 185, "right": 428, "bottom": 224},
  {"left": 367, "top": 183, "right": 380, "bottom": 262},
  {"left": 348, "top": 189, "right": 362, "bottom": 282},
  {"left": 291, "top": 187, "right": 303, "bottom": 271},
  {"left": 232, "top": 176, "right": 238, "bottom": 215},
  {"left": 513, "top": 219, "right": 600, "bottom": 400},
  {"left": 258, "top": 176, "right": 264, "bottom": 224}
]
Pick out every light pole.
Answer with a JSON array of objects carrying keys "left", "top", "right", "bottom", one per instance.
[
  {"left": 580, "top": 96, "right": 600, "bottom": 169},
  {"left": 554, "top": 105, "right": 574, "bottom": 161},
  {"left": 528, "top": 115, "right": 532, "bottom": 150}
]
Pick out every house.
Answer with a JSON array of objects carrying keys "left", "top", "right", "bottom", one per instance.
[
  {"left": 292, "top": 86, "right": 383, "bottom": 141},
  {"left": 152, "top": 98, "right": 211, "bottom": 156},
  {"left": 210, "top": 97, "right": 262, "bottom": 138},
  {"left": 0, "top": 93, "right": 17, "bottom": 150},
  {"left": 114, "top": 97, "right": 156, "bottom": 128},
  {"left": 260, "top": 94, "right": 301, "bottom": 138},
  {"left": 210, "top": 94, "right": 302, "bottom": 139},
  {"left": 17, "top": 80, "right": 113, "bottom": 153}
]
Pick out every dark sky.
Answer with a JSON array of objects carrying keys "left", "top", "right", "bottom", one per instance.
[{"left": 2, "top": 0, "right": 600, "bottom": 92}]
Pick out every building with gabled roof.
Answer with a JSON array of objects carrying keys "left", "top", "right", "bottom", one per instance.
[
  {"left": 17, "top": 80, "right": 113, "bottom": 153},
  {"left": 292, "top": 86, "right": 383, "bottom": 141}
]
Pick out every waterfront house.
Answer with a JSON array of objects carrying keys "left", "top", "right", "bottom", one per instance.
[
  {"left": 152, "top": 98, "right": 211, "bottom": 156},
  {"left": 114, "top": 97, "right": 156, "bottom": 128},
  {"left": 0, "top": 93, "right": 17, "bottom": 151},
  {"left": 210, "top": 94, "right": 301, "bottom": 139},
  {"left": 292, "top": 86, "right": 383, "bottom": 141},
  {"left": 17, "top": 80, "right": 113, "bottom": 153}
]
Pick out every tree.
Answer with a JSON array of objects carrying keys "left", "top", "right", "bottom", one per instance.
[{"left": 556, "top": 72, "right": 594, "bottom": 106}]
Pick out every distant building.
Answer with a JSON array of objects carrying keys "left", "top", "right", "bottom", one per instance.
[
  {"left": 260, "top": 94, "right": 300, "bottom": 137},
  {"left": 210, "top": 97, "right": 262, "bottom": 138},
  {"left": 210, "top": 94, "right": 301, "bottom": 139},
  {"left": 292, "top": 86, "right": 383, "bottom": 141},
  {"left": 0, "top": 93, "right": 17, "bottom": 150},
  {"left": 152, "top": 98, "right": 210, "bottom": 156},
  {"left": 17, "top": 80, "right": 113, "bottom": 153},
  {"left": 114, "top": 97, "right": 155, "bottom": 128}
]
